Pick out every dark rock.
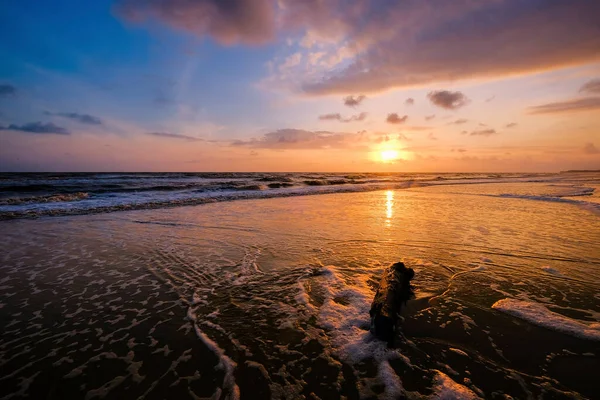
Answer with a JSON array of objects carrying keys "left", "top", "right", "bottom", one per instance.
[{"left": 369, "top": 262, "right": 415, "bottom": 342}]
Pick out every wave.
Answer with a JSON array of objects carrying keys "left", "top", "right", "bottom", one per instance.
[
  {"left": 0, "top": 192, "right": 89, "bottom": 206},
  {"left": 0, "top": 181, "right": 414, "bottom": 220},
  {"left": 1, "top": 172, "right": 598, "bottom": 220}
]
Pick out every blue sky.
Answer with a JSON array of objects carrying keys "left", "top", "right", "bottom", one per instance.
[{"left": 1, "top": 0, "right": 599, "bottom": 172}]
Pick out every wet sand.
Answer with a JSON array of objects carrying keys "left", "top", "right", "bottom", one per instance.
[{"left": 1, "top": 184, "right": 599, "bottom": 399}]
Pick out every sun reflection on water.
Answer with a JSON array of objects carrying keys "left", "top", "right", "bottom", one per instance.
[{"left": 386, "top": 190, "right": 394, "bottom": 226}]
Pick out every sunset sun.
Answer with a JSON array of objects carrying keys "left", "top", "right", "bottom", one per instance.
[{"left": 380, "top": 149, "right": 400, "bottom": 162}]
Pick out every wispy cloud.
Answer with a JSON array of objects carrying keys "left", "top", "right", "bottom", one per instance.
[
  {"left": 425, "top": 115, "right": 436, "bottom": 121},
  {"left": 146, "top": 132, "right": 203, "bottom": 141},
  {"left": 528, "top": 97, "right": 600, "bottom": 114},
  {"left": 579, "top": 79, "right": 600, "bottom": 94},
  {"left": 469, "top": 129, "right": 497, "bottom": 137},
  {"left": 0, "top": 122, "right": 70, "bottom": 135},
  {"left": 405, "top": 98, "right": 414, "bottom": 106},
  {"left": 427, "top": 91, "right": 469, "bottom": 110},
  {"left": 449, "top": 118, "right": 468, "bottom": 125},
  {"left": 505, "top": 122, "right": 518, "bottom": 128},
  {"left": 0, "top": 84, "right": 16, "bottom": 97},
  {"left": 386, "top": 113, "right": 408, "bottom": 124},
  {"left": 230, "top": 128, "right": 367, "bottom": 150},
  {"left": 318, "top": 112, "right": 367, "bottom": 122},
  {"left": 45, "top": 111, "right": 103, "bottom": 125},
  {"left": 116, "top": 0, "right": 275, "bottom": 45},
  {"left": 343, "top": 95, "right": 366, "bottom": 107}
]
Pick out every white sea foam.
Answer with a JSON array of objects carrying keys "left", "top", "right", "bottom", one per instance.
[
  {"left": 310, "top": 265, "right": 408, "bottom": 397},
  {"left": 492, "top": 299, "right": 600, "bottom": 341}
]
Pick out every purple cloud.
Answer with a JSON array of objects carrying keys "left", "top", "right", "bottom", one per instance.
[
  {"left": 386, "top": 113, "right": 408, "bottom": 124},
  {"left": 343, "top": 95, "right": 366, "bottom": 107},
  {"left": 231, "top": 129, "right": 366, "bottom": 149},
  {"left": 0, "top": 122, "right": 70, "bottom": 135},
  {"left": 428, "top": 91, "right": 469, "bottom": 110},
  {"left": 116, "top": 0, "right": 275, "bottom": 45},
  {"left": 528, "top": 97, "right": 600, "bottom": 114},
  {"left": 146, "top": 132, "right": 203, "bottom": 141},
  {"left": 579, "top": 79, "right": 600, "bottom": 94},
  {"left": 318, "top": 112, "right": 368, "bottom": 122},
  {"left": 46, "top": 112, "right": 103, "bottom": 125}
]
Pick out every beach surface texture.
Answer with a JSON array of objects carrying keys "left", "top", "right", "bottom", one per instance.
[{"left": 1, "top": 172, "right": 599, "bottom": 399}]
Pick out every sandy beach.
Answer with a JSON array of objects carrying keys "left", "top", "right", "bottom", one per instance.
[{"left": 1, "top": 180, "right": 599, "bottom": 399}]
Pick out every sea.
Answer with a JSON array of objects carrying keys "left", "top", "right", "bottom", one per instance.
[{"left": 0, "top": 171, "right": 599, "bottom": 399}]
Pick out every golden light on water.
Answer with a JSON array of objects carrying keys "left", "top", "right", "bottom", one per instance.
[
  {"left": 380, "top": 149, "right": 400, "bottom": 162},
  {"left": 386, "top": 190, "right": 394, "bottom": 226}
]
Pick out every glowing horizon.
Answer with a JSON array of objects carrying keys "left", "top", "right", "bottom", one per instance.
[{"left": 0, "top": 1, "right": 599, "bottom": 172}]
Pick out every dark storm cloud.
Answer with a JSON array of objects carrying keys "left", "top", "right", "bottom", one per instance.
[
  {"left": 318, "top": 112, "right": 367, "bottom": 122},
  {"left": 146, "top": 132, "right": 203, "bottom": 141},
  {"left": 527, "top": 97, "right": 600, "bottom": 114},
  {"left": 343, "top": 95, "right": 366, "bottom": 107},
  {"left": 427, "top": 91, "right": 469, "bottom": 110},
  {"left": 0, "top": 122, "right": 70, "bottom": 135},
  {"left": 386, "top": 113, "right": 408, "bottom": 124},
  {"left": 46, "top": 112, "right": 103, "bottom": 125}
]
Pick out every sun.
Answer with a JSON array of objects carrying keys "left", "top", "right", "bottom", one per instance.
[{"left": 380, "top": 149, "right": 400, "bottom": 162}]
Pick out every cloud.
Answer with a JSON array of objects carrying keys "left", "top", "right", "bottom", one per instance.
[
  {"left": 231, "top": 128, "right": 367, "bottom": 149},
  {"left": 318, "top": 112, "right": 367, "bottom": 122},
  {"left": 46, "top": 112, "right": 103, "bottom": 125},
  {"left": 427, "top": 91, "right": 469, "bottom": 110},
  {"left": 386, "top": 113, "right": 408, "bottom": 124},
  {"left": 583, "top": 143, "right": 599, "bottom": 155},
  {"left": 527, "top": 97, "right": 600, "bottom": 114},
  {"left": 0, "top": 84, "right": 16, "bottom": 97},
  {"left": 118, "top": 2, "right": 600, "bottom": 95},
  {"left": 505, "top": 122, "right": 518, "bottom": 128},
  {"left": 343, "top": 95, "right": 366, "bottom": 107},
  {"left": 451, "top": 148, "right": 467, "bottom": 153},
  {"left": 116, "top": 0, "right": 275, "bottom": 45},
  {"left": 579, "top": 79, "right": 600, "bottom": 94},
  {"left": 485, "top": 95, "right": 496, "bottom": 103},
  {"left": 405, "top": 98, "right": 415, "bottom": 106},
  {"left": 469, "top": 129, "right": 497, "bottom": 137},
  {"left": 299, "top": 1, "right": 600, "bottom": 95},
  {"left": 427, "top": 132, "right": 438, "bottom": 141},
  {"left": 449, "top": 118, "right": 468, "bottom": 125},
  {"left": 146, "top": 132, "right": 202, "bottom": 141},
  {"left": 397, "top": 133, "right": 411, "bottom": 141},
  {"left": 0, "top": 122, "right": 70, "bottom": 135},
  {"left": 425, "top": 115, "right": 436, "bottom": 121}
]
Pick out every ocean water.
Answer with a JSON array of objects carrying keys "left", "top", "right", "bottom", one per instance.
[{"left": 0, "top": 172, "right": 599, "bottom": 399}]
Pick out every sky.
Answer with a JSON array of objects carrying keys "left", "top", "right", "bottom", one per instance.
[{"left": 0, "top": 0, "right": 599, "bottom": 172}]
